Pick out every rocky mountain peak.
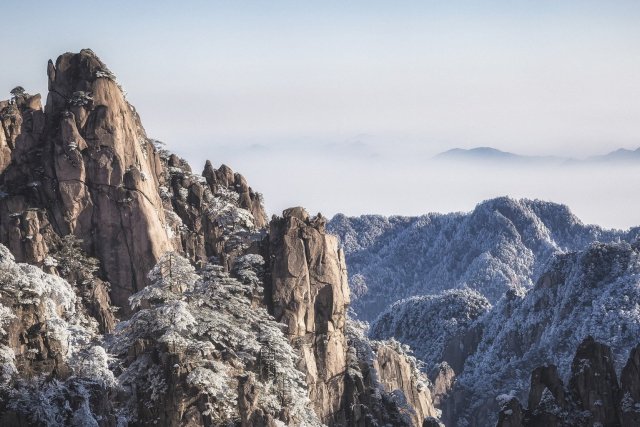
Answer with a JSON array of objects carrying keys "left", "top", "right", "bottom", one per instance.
[
  {"left": 0, "top": 50, "right": 273, "bottom": 313},
  {"left": 1, "top": 49, "right": 172, "bottom": 311}
]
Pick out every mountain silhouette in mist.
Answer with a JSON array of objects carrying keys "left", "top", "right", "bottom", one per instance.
[{"left": 435, "top": 146, "right": 640, "bottom": 165}]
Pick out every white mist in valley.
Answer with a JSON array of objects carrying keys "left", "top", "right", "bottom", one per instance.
[{"left": 181, "top": 141, "right": 639, "bottom": 230}]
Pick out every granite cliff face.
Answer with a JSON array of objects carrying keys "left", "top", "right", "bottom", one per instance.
[
  {"left": 268, "top": 207, "right": 439, "bottom": 425},
  {"left": 0, "top": 50, "right": 435, "bottom": 426},
  {"left": 268, "top": 207, "right": 351, "bottom": 423},
  {"left": 1, "top": 50, "right": 172, "bottom": 310},
  {"left": 0, "top": 49, "right": 269, "bottom": 313}
]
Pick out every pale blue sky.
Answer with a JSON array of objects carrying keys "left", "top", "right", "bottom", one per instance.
[{"left": 2, "top": 1, "right": 640, "bottom": 227}]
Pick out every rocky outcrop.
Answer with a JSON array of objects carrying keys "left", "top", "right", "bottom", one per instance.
[
  {"left": 527, "top": 365, "right": 565, "bottom": 410},
  {"left": 569, "top": 337, "right": 621, "bottom": 425},
  {"left": 0, "top": 89, "right": 45, "bottom": 173},
  {"left": 203, "top": 160, "right": 267, "bottom": 229},
  {"left": 344, "top": 321, "right": 442, "bottom": 427},
  {"left": 238, "top": 374, "right": 280, "bottom": 427},
  {"left": 431, "top": 362, "right": 455, "bottom": 407},
  {"left": 0, "top": 244, "right": 116, "bottom": 426},
  {"left": 374, "top": 343, "right": 439, "bottom": 426},
  {"left": 157, "top": 151, "right": 260, "bottom": 271},
  {"left": 0, "top": 50, "right": 268, "bottom": 315},
  {"left": 268, "top": 207, "right": 351, "bottom": 424},
  {"left": 268, "top": 207, "right": 439, "bottom": 426},
  {"left": 497, "top": 337, "right": 640, "bottom": 427}
]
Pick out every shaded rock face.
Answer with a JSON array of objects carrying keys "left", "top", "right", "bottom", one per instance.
[
  {"left": 497, "top": 337, "right": 640, "bottom": 427},
  {"left": 569, "top": 337, "right": 621, "bottom": 425},
  {"left": 431, "top": 362, "right": 455, "bottom": 408},
  {"left": 441, "top": 323, "right": 484, "bottom": 376},
  {"left": 621, "top": 345, "right": 640, "bottom": 426}
]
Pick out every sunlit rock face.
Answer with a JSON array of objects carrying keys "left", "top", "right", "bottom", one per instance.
[
  {"left": 268, "top": 207, "right": 351, "bottom": 424},
  {"left": 0, "top": 49, "right": 170, "bottom": 310}
]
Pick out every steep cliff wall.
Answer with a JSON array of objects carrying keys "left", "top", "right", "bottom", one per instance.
[
  {"left": 268, "top": 207, "right": 439, "bottom": 426},
  {"left": 0, "top": 50, "right": 171, "bottom": 310},
  {"left": 268, "top": 207, "right": 351, "bottom": 424}
]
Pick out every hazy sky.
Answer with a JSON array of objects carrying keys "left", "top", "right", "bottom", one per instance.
[{"left": 2, "top": 1, "right": 639, "bottom": 228}]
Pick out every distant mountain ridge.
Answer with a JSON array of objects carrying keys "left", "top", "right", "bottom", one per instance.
[
  {"left": 328, "top": 197, "right": 635, "bottom": 321},
  {"left": 435, "top": 146, "right": 640, "bottom": 164}
]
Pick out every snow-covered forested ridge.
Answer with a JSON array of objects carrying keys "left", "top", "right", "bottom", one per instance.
[
  {"left": 369, "top": 289, "right": 491, "bottom": 373},
  {"left": 329, "top": 197, "right": 637, "bottom": 321},
  {"left": 364, "top": 238, "right": 640, "bottom": 426},
  {"left": 450, "top": 240, "right": 640, "bottom": 425}
]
